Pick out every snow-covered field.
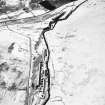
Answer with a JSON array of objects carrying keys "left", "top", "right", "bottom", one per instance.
[
  {"left": 0, "top": 0, "right": 105, "bottom": 105},
  {"left": 46, "top": 0, "right": 105, "bottom": 105}
]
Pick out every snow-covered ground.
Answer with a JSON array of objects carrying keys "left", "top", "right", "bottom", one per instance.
[
  {"left": 46, "top": 0, "right": 105, "bottom": 105},
  {"left": 0, "top": 0, "right": 105, "bottom": 105}
]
